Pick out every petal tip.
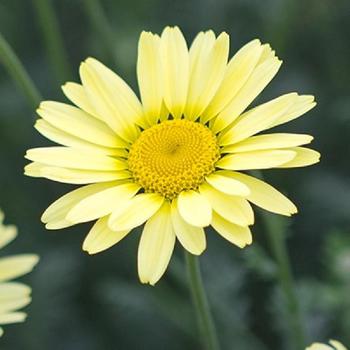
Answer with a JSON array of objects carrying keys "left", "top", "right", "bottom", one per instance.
[
  {"left": 192, "top": 247, "right": 206, "bottom": 256},
  {"left": 218, "top": 31, "right": 229, "bottom": 40},
  {"left": 85, "top": 57, "right": 96, "bottom": 64},
  {"left": 44, "top": 223, "right": 57, "bottom": 230},
  {"left": 32, "top": 254, "right": 40, "bottom": 265},
  {"left": 82, "top": 243, "right": 100, "bottom": 255}
]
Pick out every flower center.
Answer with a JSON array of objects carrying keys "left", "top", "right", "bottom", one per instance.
[{"left": 128, "top": 119, "right": 220, "bottom": 199}]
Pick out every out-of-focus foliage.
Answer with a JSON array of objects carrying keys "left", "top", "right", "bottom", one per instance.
[{"left": 0, "top": 0, "right": 349, "bottom": 349}]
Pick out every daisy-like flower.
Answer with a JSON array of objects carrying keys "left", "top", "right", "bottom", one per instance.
[
  {"left": 0, "top": 210, "right": 39, "bottom": 336},
  {"left": 306, "top": 340, "right": 348, "bottom": 350},
  {"left": 25, "top": 26, "right": 319, "bottom": 285}
]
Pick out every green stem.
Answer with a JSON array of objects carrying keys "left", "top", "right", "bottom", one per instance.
[
  {"left": 252, "top": 170, "right": 306, "bottom": 349},
  {"left": 185, "top": 251, "right": 220, "bottom": 350},
  {"left": 83, "top": 0, "right": 118, "bottom": 64},
  {"left": 0, "top": 32, "right": 42, "bottom": 109},
  {"left": 32, "top": 0, "right": 71, "bottom": 82}
]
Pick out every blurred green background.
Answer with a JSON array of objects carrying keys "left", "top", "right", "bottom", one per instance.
[{"left": 0, "top": 0, "right": 349, "bottom": 349}]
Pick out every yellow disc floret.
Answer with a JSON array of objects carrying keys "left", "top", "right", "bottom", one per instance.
[{"left": 128, "top": 120, "right": 220, "bottom": 199}]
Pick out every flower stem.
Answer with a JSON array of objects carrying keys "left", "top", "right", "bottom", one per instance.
[
  {"left": 33, "top": 0, "right": 72, "bottom": 82},
  {"left": 251, "top": 170, "right": 306, "bottom": 349},
  {"left": 185, "top": 251, "right": 220, "bottom": 350},
  {"left": 261, "top": 212, "right": 306, "bottom": 348},
  {"left": 83, "top": 0, "right": 118, "bottom": 65},
  {"left": 0, "top": 32, "right": 42, "bottom": 109}
]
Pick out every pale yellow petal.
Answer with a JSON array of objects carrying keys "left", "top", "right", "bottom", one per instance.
[
  {"left": 224, "top": 171, "right": 297, "bottom": 216},
  {"left": 0, "top": 221, "right": 17, "bottom": 250},
  {"left": 216, "top": 149, "right": 296, "bottom": 170},
  {"left": 159, "top": 100, "right": 170, "bottom": 121},
  {"left": 205, "top": 173, "right": 250, "bottom": 196},
  {"left": 25, "top": 162, "right": 131, "bottom": 184},
  {"left": 211, "top": 212, "right": 252, "bottom": 248},
  {"left": 0, "top": 312, "right": 27, "bottom": 325},
  {"left": 82, "top": 216, "right": 130, "bottom": 254},
  {"left": 0, "top": 282, "right": 31, "bottom": 317},
  {"left": 219, "top": 93, "right": 298, "bottom": 146},
  {"left": 269, "top": 95, "right": 316, "bottom": 128},
  {"left": 0, "top": 296, "right": 31, "bottom": 313},
  {"left": 0, "top": 283, "right": 31, "bottom": 299},
  {"left": 160, "top": 26, "right": 189, "bottom": 118},
  {"left": 61, "top": 82, "right": 100, "bottom": 119},
  {"left": 277, "top": 147, "right": 320, "bottom": 168},
  {"left": 306, "top": 344, "right": 333, "bottom": 350},
  {"left": 189, "top": 31, "right": 213, "bottom": 63},
  {"left": 137, "top": 32, "right": 163, "bottom": 126},
  {"left": 108, "top": 193, "right": 164, "bottom": 231},
  {"left": 201, "top": 39, "right": 263, "bottom": 123},
  {"left": 24, "top": 163, "right": 44, "bottom": 178},
  {"left": 258, "top": 44, "right": 275, "bottom": 62},
  {"left": 138, "top": 202, "right": 175, "bottom": 285},
  {"left": 25, "top": 147, "right": 127, "bottom": 171},
  {"left": 41, "top": 181, "right": 119, "bottom": 229},
  {"left": 66, "top": 183, "right": 140, "bottom": 224},
  {"left": 200, "top": 183, "right": 254, "bottom": 226},
  {"left": 37, "top": 101, "right": 122, "bottom": 148},
  {"left": 185, "top": 31, "right": 229, "bottom": 120},
  {"left": 212, "top": 53, "right": 282, "bottom": 133},
  {"left": 223, "top": 133, "right": 313, "bottom": 153},
  {"left": 189, "top": 31, "right": 215, "bottom": 70},
  {"left": 34, "top": 119, "right": 127, "bottom": 156},
  {"left": 185, "top": 31, "right": 215, "bottom": 120},
  {"left": 0, "top": 255, "right": 39, "bottom": 282},
  {"left": 329, "top": 340, "right": 348, "bottom": 350},
  {"left": 177, "top": 190, "right": 212, "bottom": 227},
  {"left": 80, "top": 58, "right": 141, "bottom": 142},
  {"left": 171, "top": 199, "right": 206, "bottom": 255}
]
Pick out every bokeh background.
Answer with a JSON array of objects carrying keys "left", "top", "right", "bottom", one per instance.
[{"left": 0, "top": 0, "right": 349, "bottom": 349}]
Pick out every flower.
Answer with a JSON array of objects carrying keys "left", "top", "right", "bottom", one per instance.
[
  {"left": 306, "top": 340, "right": 348, "bottom": 350},
  {"left": 25, "top": 26, "right": 319, "bottom": 285},
  {"left": 0, "top": 210, "right": 39, "bottom": 336}
]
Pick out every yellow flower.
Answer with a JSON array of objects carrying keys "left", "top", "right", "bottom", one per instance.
[
  {"left": 306, "top": 340, "right": 348, "bottom": 350},
  {"left": 0, "top": 210, "right": 39, "bottom": 336},
  {"left": 25, "top": 26, "right": 319, "bottom": 285}
]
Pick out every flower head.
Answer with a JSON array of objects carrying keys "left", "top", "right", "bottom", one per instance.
[
  {"left": 25, "top": 26, "right": 319, "bottom": 285},
  {"left": 306, "top": 340, "right": 348, "bottom": 350},
  {"left": 0, "top": 210, "right": 39, "bottom": 336}
]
